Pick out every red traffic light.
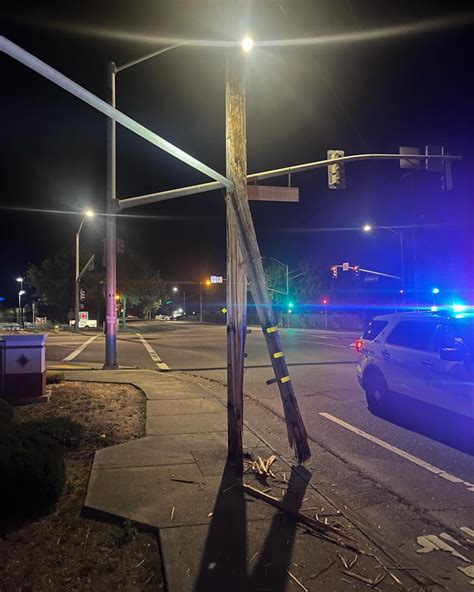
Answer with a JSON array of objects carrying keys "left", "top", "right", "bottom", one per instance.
[{"left": 322, "top": 297, "right": 329, "bottom": 305}]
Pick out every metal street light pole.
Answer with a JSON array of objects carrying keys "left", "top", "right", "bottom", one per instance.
[
  {"left": 16, "top": 277, "right": 23, "bottom": 327},
  {"left": 105, "top": 44, "right": 186, "bottom": 368},
  {"left": 75, "top": 210, "right": 94, "bottom": 333},
  {"left": 104, "top": 61, "right": 118, "bottom": 367},
  {"left": 199, "top": 287, "right": 203, "bottom": 323}
]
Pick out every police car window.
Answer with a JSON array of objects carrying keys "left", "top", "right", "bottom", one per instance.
[
  {"left": 430, "top": 323, "right": 454, "bottom": 352},
  {"left": 362, "top": 321, "right": 388, "bottom": 341},
  {"left": 386, "top": 321, "right": 435, "bottom": 350}
]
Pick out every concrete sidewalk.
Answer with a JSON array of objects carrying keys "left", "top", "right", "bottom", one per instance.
[{"left": 63, "top": 369, "right": 450, "bottom": 591}]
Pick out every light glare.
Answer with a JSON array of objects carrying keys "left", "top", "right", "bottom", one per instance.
[
  {"left": 241, "top": 36, "right": 254, "bottom": 53},
  {"left": 362, "top": 224, "right": 372, "bottom": 232},
  {"left": 85, "top": 209, "right": 95, "bottom": 218}
]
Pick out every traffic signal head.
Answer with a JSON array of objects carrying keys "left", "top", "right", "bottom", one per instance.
[
  {"left": 321, "top": 296, "right": 329, "bottom": 305},
  {"left": 327, "top": 150, "right": 346, "bottom": 189},
  {"left": 288, "top": 301, "right": 294, "bottom": 309},
  {"left": 331, "top": 266, "right": 338, "bottom": 279},
  {"left": 205, "top": 279, "right": 212, "bottom": 286},
  {"left": 116, "top": 238, "right": 125, "bottom": 254}
]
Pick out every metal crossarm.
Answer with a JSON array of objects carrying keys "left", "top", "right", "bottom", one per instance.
[{"left": 0, "top": 36, "right": 232, "bottom": 189}]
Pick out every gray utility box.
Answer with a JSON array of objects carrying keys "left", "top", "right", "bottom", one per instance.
[{"left": 0, "top": 334, "right": 48, "bottom": 405}]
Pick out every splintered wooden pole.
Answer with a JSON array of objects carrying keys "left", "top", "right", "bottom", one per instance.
[
  {"left": 225, "top": 52, "right": 310, "bottom": 465},
  {"left": 225, "top": 52, "right": 248, "bottom": 471}
]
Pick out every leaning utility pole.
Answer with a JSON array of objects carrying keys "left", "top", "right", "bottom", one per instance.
[
  {"left": 104, "top": 61, "right": 118, "bottom": 368},
  {"left": 225, "top": 52, "right": 248, "bottom": 470},
  {"left": 225, "top": 52, "right": 310, "bottom": 466}
]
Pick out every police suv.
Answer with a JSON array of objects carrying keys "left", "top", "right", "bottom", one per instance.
[{"left": 356, "top": 312, "right": 474, "bottom": 421}]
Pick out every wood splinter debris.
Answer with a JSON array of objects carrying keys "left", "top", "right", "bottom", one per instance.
[
  {"left": 342, "top": 569, "right": 386, "bottom": 587},
  {"left": 170, "top": 478, "right": 198, "bottom": 484},
  {"left": 286, "top": 569, "right": 308, "bottom": 592},
  {"left": 243, "top": 484, "right": 352, "bottom": 540},
  {"left": 170, "top": 506, "right": 175, "bottom": 520},
  {"left": 83, "top": 527, "right": 90, "bottom": 551},
  {"left": 245, "top": 455, "right": 277, "bottom": 478}
]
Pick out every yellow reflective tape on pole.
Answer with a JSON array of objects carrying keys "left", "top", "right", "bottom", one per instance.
[
  {"left": 281, "top": 376, "right": 290, "bottom": 383},
  {"left": 266, "top": 326, "right": 278, "bottom": 334},
  {"left": 273, "top": 351, "right": 283, "bottom": 359}
]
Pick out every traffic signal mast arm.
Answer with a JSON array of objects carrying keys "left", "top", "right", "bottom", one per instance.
[
  {"left": 118, "top": 152, "right": 462, "bottom": 209},
  {"left": 332, "top": 263, "right": 400, "bottom": 280},
  {"left": 78, "top": 255, "right": 95, "bottom": 281},
  {"left": 1, "top": 36, "right": 232, "bottom": 192}
]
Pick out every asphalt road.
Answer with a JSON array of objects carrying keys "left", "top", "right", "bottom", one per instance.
[{"left": 46, "top": 321, "right": 474, "bottom": 541}]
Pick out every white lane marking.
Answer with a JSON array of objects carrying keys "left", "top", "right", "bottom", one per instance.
[
  {"left": 62, "top": 335, "right": 99, "bottom": 361},
  {"left": 136, "top": 333, "right": 170, "bottom": 371},
  {"left": 319, "top": 412, "right": 474, "bottom": 493}
]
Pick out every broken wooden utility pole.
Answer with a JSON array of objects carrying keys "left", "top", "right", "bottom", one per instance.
[
  {"left": 225, "top": 51, "right": 310, "bottom": 466},
  {"left": 2, "top": 35, "right": 311, "bottom": 465},
  {"left": 225, "top": 52, "right": 248, "bottom": 471}
]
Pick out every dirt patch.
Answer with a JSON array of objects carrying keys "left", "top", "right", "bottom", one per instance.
[{"left": 0, "top": 381, "right": 164, "bottom": 591}]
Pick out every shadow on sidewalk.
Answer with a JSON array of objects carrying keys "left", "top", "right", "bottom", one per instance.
[{"left": 193, "top": 462, "right": 311, "bottom": 592}]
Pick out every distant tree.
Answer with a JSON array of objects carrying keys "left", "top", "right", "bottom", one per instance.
[
  {"left": 26, "top": 249, "right": 74, "bottom": 321},
  {"left": 263, "top": 261, "right": 288, "bottom": 306},
  {"left": 27, "top": 247, "right": 165, "bottom": 324},
  {"left": 117, "top": 251, "right": 165, "bottom": 322},
  {"left": 291, "top": 263, "right": 324, "bottom": 306},
  {"left": 81, "top": 269, "right": 105, "bottom": 323}
]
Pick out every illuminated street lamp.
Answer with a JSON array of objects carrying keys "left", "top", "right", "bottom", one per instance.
[
  {"left": 241, "top": 35, "right": 254, "bottom": 53},
  {"left": 172, "top": 286, "right": 185, "bottom": 315},
  {"left": 75, "top": 209, "right": 95, "bottom": 332},
  {"left": 362, "top": 223, "right": 404, "bottom": 289},
  {"left": 16, "top": 277, "right": 24, "bottom": 327}
]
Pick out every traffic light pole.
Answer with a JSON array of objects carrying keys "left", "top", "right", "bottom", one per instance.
[
  {"left": 225, "top": 52, "right": 248, "bottom": 471},
  {"left": 75, "top": 228, "right": 81, "bottom": 333},
  {"left": 104, "top": 61, "right": 118, "bottom": 368}
]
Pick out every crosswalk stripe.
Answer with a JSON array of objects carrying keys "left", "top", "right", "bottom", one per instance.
[
  {"left": 62, "top": 335, "right": 99, "bottom": 361},
  {"left": 136, "top": 333, "right": 171, "bottom": 372}
]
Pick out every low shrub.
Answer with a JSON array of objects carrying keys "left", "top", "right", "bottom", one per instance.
[
  {"left": 21, "top": 416, "right": 84, "bottom": 450},
  {"left": 46, "top": 371, "right": 65, "bottom": 384},
  {"left": 0, "top": 422, "right": 66, "bottom": 519},
  {"left": 0, "top": 398, "right": 13, "bottom": 423}
]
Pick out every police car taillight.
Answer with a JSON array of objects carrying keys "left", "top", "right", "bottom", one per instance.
[{"left": 355, "top": 339, "right": 363, "bottom": 352}]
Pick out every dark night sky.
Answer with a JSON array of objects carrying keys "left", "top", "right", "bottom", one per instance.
[{"left": 2, "top": 1, "right": 474, "bottom": 306}]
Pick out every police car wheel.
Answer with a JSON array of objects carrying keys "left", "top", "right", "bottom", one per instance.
[{"left": 365, "top": 372, "right": 389, "bottom": 414}]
